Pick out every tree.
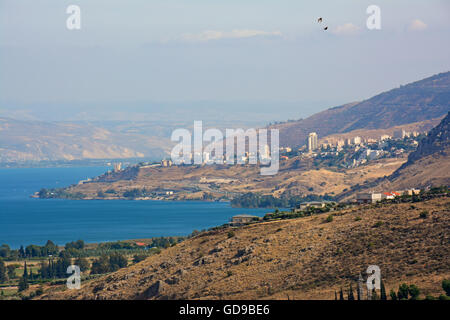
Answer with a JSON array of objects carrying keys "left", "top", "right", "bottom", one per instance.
[
  {"left": 18, "top": 275, "right": 28, "bottom": 292},
  {"left": 23, "top": 261, "right": 28, "bottom": 279},
  {"left": 380, "top": 280, "right": 387, "bottom": 300},
  {"left": 18, "top": 245, "right": 25, "bottom": 258},
  {"left": 398, "top": 283, "right": 409, "bottom": 300},
  {"left": 371, "top": 288, "right": 379, "bottom": 300},
  {"left": 90, "top": 255, "right": 111, "bottom": 275},
  {"left": 335, "top": 291, "right": 338, "bottom": 300},
  {"left": 442, "top": 279, "right": 450, "bottom": 296},
  {"left": 7, "top": 265, "right": 17, "bottom": 279},
  {"left": 339, "top": 288, "right": 344, "bottom": 300},
  {"left": 43, "top": 240, "right": 58, "bottom": 256},
  {"left": 109, "top": 252, "right": 128, "bottom": 271},
  {"left": 0, "top": 244, "right": 11, "bottom": 258},
  {"left": 408, "top": 284, "right": 420, "bottom": 300},
  {"left": 132, "top": 254, "right": 148, "bottom": 264},
  {"left": 389, "top": 289, "right": 397, "bottom": 300},
  {"left": 74, "top": 257, "right": 90, "bottom": 272},
  {"left": 0, "top": 259, "right": 7, "bottom": 283},
  {"left": 348, "top": 284, "right": 355, "bottom": 300}
]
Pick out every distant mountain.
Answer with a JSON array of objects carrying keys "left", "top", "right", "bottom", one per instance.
[
  {"left": 0, "top": 118, "right": 168, "bottom": 162},
  {"left": 385, "top": 112, "right": 450, "bottom": 189},
  {"left": 274, "top": 71, "right": 450, "bottom": 147}
]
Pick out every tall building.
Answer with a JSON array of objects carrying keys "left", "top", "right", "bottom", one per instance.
[
  {"left": 113, "top": 163, "right": 122, "bottom": 172},
  {"left": 307, "top": 132, "right": 318, "bottom": 152},
  {"left": 353, "top": 136, "right": 362, "bottom": 145}
]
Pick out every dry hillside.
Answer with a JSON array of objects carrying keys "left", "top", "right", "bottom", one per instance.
[
  {"left": 273, "top": 71, "right": 450, "bottom": 148},
  {"left": 40, "top": 197, "right": 450, "bottom": 300}
]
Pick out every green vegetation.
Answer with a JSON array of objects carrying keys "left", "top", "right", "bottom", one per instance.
[
  {"left": 419, "top": 211, "right": 428, "bottom": 218},
  {"left": 90, "top": 253, "right": 128, "bottom": 274},
  {"left": 231, "top": 192, "right": 335, "bottom": 208},
  {"left": 442, "top": 279, "right": 450, "bottom": 296},
  {"left": 38, "top": 188, "right": 86, "bottom": 199},
  {"left": 0, "top": 235, "right": 187, "bottom": 299}
]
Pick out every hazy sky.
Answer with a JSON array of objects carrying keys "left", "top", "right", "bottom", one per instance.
[{"left": 0, "top": 0, "right": 449, "bottom": 122}]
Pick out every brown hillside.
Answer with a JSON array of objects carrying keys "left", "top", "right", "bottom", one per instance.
[
  {"left": 40, "top": 197, "right": 450, "bottom": 300},
  {"left": 273, "top": 71, "right": 450, "bottom": 148}
]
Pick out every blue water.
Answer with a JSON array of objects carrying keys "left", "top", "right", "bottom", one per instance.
[{"left": 0, "top": 167, "right": 269, "bottom": 249}]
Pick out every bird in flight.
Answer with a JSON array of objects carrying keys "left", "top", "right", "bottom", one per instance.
[
  {"left": 324, "top": 26, "right": 328, "bottom": 31},
  {"left": 318, "top": 17, "right": 323, "bottom": 23}
]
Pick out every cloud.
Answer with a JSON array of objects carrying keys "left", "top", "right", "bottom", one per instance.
[
  {"left": 332, "top": 23, "right": 361, "bottom": 36},
  {"left": 408, "top": 19, "right": 427, "bottom": 31},
  {"left": 181, "top": 29, "right": 283, "bottom": 42}
]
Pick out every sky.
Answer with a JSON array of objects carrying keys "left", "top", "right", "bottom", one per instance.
[{"left": 0, "top": 0, "right": 449, "bottom": 123}]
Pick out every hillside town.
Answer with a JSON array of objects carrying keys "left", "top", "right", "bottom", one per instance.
[{"left": 108, "top": 127, "right": 426, "bottom": 173}]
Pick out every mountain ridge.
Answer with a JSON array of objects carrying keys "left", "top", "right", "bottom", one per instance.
[{"left": 273, "top": 71, "right": 450, "bottom": 147}]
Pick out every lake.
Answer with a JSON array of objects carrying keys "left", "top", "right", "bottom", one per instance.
[{"left": 0, "top": 167, "right": 270, "bottom": 249}]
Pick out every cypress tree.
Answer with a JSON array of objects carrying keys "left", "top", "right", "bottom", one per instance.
[
  {"left": 335, "top": 291, "right": 337, "bottom": 300},
  {"left": 19, "top": 246, "right": 25, "bottom": 259},
  {"left": 390, "top": 289, "right": 397, "bottom": 300},
  {"left": 339, "top": 288, "right": 344, "bottom": 300},
  {"left": 372, "top": 288, "right": 379, "bottom": 300},
  {"left": 348, "top": 284, "right": 355, "bottom": 300},
  {"left": 23, "top": 261, "right": 28, "bottom": 279},
  {"left": 380, "top": 280, "right": 387, "bottom": 300}
]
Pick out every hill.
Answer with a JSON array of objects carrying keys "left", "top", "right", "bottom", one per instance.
[
  {"left": 385, "top": 112, "right": 450, "bottom": 189},
  {"left": 273, "top": 71, "right": 450, "bottom": 148},
  {"left": 0, "top": 118, "right": 168, "bottom": 162},
  {"left": 39, "top": 196, "right": 450, "bottom": 300}
]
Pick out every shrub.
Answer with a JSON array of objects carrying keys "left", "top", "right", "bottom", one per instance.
[
  {"left": 442, "top": 279, "right": 450, "bottom": 296},
  {"left": 419, "top": 211, "right": 428, "bottom": 219},
  {"left": 408, "top": 284, "right": 420, "bottom": 300},
  {"left": 373, "top": 221, "right": 384, "bottom": 228},
  {"left": 326, "top": 215, "right": 333, "bottom": 223},
  {"left": 227, "top": 231, "right": 235, "bottom": 238},
  {"left": 132, "top": 254, "right": 148, "bottom": 264},
  {"left": 397, "top": 283, "right": 409, "bottom": 300},
  {"left": 354, "top": 216, "right": 362, "bottom": 221}
]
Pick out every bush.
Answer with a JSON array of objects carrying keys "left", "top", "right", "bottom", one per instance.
[
  {"left": 326, "top": 215, "right": 333, "bottom": 223},
  {"left": 442, "top": 279, "right": 450, "bottom": 296},
  {"left": 373, "top": 221, "right": 384, "bottom": 228},
  {"left": 419, "top": 211, "right": 428, "bottom": 219},
  {"left": 408, "top": 284, "right": 420, "bottom": 300},
  {"left": 227, "top": 231, "right": 235, "bottom": 238},
  {"left": 132, "top": 254, "right": 148, "bottom": 264},
  {"left": 397, "top": 283, "right": 409, "bottom": 300}
]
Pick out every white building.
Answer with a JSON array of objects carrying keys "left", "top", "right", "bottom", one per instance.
[
  {"left": 307, "top": 132, "right": 318, "bottom": 152},
  {"left": 353, "top": 136, "right": 362, "bottom": 145}
]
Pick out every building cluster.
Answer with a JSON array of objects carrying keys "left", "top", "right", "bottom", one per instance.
[
  {"left": 276, "top": 128, "right": 426, "bottom": 167},
  {"left": 356, "top": 189, "right": 421, "bottom": 204}
]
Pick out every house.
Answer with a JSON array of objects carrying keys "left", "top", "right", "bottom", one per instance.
[
  {"left": 402, "top": 189, "right": 421, "bottom": 196},
  {"left": 356, "top": 193, "right": 383, "bottom": 204},
  {"left": 230, "top": 214, "right": 260, "bottom": 226},
  {"left": 297, "top": 201, "right": 327, "bottom": 211}
]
